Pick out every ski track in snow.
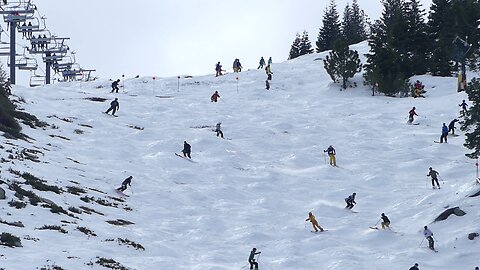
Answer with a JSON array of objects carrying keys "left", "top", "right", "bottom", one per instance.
[{"left": 0, "top": 41, "right": 479, "bottom": 269}]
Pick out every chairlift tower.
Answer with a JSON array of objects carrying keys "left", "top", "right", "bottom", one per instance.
[{"left": 0, "top": 1, "right": 36, "bottom": 84}]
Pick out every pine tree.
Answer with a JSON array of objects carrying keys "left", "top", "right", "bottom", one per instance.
[
  {"left": 404, "top": 0, "right": 429, "bottom": 76},
  {"left": 364, "top": 0, "right": 410, "bottom": 96},
  {"left": 288, "top": 33, "right": 302, "bottom": 60},
  {"left": 299, "top": 31, "right": 314, "bottom": 56},
  {"left": 323, "top": 39, "right": 362, "bottom": 90},
  {"left": 316, "top": 0, "right": 341, "bottom": 52},
  {"left": 461, "top": 78, "right": 480, "bottom": 158},
  {"left": 342, "top": 0, "right": 368, "bottom": 45}
]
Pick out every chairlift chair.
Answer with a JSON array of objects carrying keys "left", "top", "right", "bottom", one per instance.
[{"left": 29, "top": 70, "right": 45, "bottom": 87}]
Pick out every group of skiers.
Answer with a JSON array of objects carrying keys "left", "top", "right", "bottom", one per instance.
[{"left": 214, "top": 57, "right": 273, "bottom": 91}]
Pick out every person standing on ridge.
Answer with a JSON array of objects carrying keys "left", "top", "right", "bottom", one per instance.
[
  {"left": 182, "top": 141, "right": 191, "bottom": 159},
  {"left": 448, "top": 119, "right": 458, "bottom": 135},
  {"left": 459, "top": 100, "right": 468, "bottom": 114},
  {"left": 248, "top": 248, "right": 261, "bottom": 270},
  {"left": 111, "top": 79, "right": 120, "bottom": 93},
  {"left": 265, "top": 64, "right": 273, "bottom": 80},
  {"left": 345, "top": 192, "right": 356, "bottom": 209},
  {"left": 117, "top": 176, "right": 132, "bottom": 192},
  {"left": 211, "top": 90, "right": 220, "bottom": 102},
  {"left": 408, "top": 107, "right": 418, "bottom": 124},
  {"left": 268, "top": 56, "right": 272, "bottom": 65},
  {"left": 215, "top": 62, "right": 223, "bottom": 77},
  {"left": 105, "top": 98, "right": 120, "bottom": 116},
  {"left": 427, "top": 167, "right": 441, "bottom": 189},
  {"left": 215, "top": 122, "right": 224, "bottom": 138},
  {"left": 440, "top": 123, "right": 448, "bottom": 143},
  {"left": 380, "top": 213, "right": 390, "bottom": 229},
  {"left": 324, "top": 145, "right": 336, "bottom": 166},
  {"left": 423, "top": 225, "right": 436, "bottom": 251},
  {"left": 409, "top": 263, "right": 419, "bottom": 270},
  {"left": 305, "top": 212, "right": 324, "bottom": 232},
  {"left": 258, "top": 57, "right": 265, "bottom": 69}
]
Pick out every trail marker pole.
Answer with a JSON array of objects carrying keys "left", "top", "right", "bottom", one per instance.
[
  {"left": 177, "top": 76, "right": 180, "bottom": 92},
  {"left": 476, "top": 158, "right": 479, "bottom": 179},
  {"left": 418, "top": 238, "right": 424, "bottom": 247},
  {"left": 122, "top": 74, "right": 125, "bottom": 92},
  {"left": 153, "top": 76, "right": 156, "bottom": 96},
  {"left": 236, "top": 77, "right": 239, "bottom": 93}
]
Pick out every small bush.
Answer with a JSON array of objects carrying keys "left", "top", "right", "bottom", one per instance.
[
  {"left": 36, "top": 225, "right": 68, "bottom": 234},
  {"left": 106, "top": 219, "right": 134, "bottom": 226},
  {"left": 0, "top": 232, "right": 22, "bottom": 247},
  {"left": 68, "top": 206, "right": 82, "bottom": 214},
  {"left": 95, "top": 257, "right": 128, "bottom": 270},
  {"left": 22, "top": 172, "right": 63, "bottom": 194},
  {"left": 40, "top": 265, "right": 65, "bottom": 270},
  {"left": 66, "top": 186, "right": 86, "bottom": 195},
  {"left": 77, "top": 226, "right": 97, "bottom": 237},
  {"left": 117, "top": 238, "right": 145, "bottom": 251},
  {"left": 8, "top": 199, "right": 26, "bottom": 209}
]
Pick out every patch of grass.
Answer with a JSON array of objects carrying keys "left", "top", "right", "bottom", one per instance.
[
  {"left": 117, "top": 238, "right": 145, "bottom": 251},
  {"left": 0, "top": 232, "right": 22, "bottom": 247},
  {"left": 0, "top": 218, "right": 24, "bottom": 227},
  {"left": 85, "top": 97, "right": 107, "bottom": 102},
  {"left": 36, "top": 225, "right": 68, "bottom": 234},
  {"left": 79, "top": 206, "right": 104, "bottom": 216},
  {"left": 68, "top": 206, "right": 82, "bottom": 214},
  {"left": 11, "top": 182, "right": 42, "bottom": 205},
  {"left": 106, "top": 219, "right": 134, "bottom": 226},
  {"left": 67, "top": 186, "right": 86, "bottom": 195},
  {"left": 8, "top": 199, "right": 26, "bottom": 209},
  {"left": 21, "top": 172, "right": 63, "bottom": 194},
  {"left": 95, "top": 257, "right": 128, "bottom": 270},
  {"left": 77, "top": 226, "right": 97, "bottom": 237},
  {"left": 74, "top": 129, "right": 84, "bottom": 134},
  {"left": 39, "top": 265, "right": 65, "bottom": 270},
  {"left": 13, "top": 110, "right": 48, "bottom": 129}
]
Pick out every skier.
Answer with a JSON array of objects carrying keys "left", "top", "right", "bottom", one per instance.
[
  {"left": 459, "top": 100, "right": 468, "bottom": 114},
  {"left": 439, "top": 123, "right": 448, "bottom": 143},
  {"left": 215, "top": 62, "right": 223, "bottom": 77},
  {"left": 265, "top": 64, "right": 273, "bottom": 80},
  {"left": 258, "top": 57, "right": 265, "bottom": 69},
  {"left": 345, "top": 192, "right": 356, "bottom": 209},
  {"left": 117, "top": 176, "right": 132, "bottom": 192},
  {"left": 182, "top": 141, "right": 191, "bottom": 159},
  {"left": 427, "top": 167, "right": 441, "bottom": 189},
  {"left": 305, "top": 212, "right": 324, "bottom": 232},
  {"left": 248, "top": 248, "right": 261, "bottom": 270},
  {"left": 324, "top": 145, "right": 336, "bottom": 167},
  {"left": 448, "top": 119, "right": 458, "bottom": 135},
  {"left": 268, "top": 57, "right": 272, "bottom": 65},
  {"left": 423, "top": 225, "right": 435, "bottom": 251},
  {"left": 105, "top": 98, "right": 120, "bottom": 116},
  {"left": 233, "top": 59, "right": 242, "bottom": 72},
  {"left": 409, "top": 263, "right": 419, "bottom": 270},
  {"left": 408, "top": 107, "right": 418, "bottom": 124},
  {"left": 265, "top": 80, "right": 270, "bottom": 90},
  {"left": 211, "top": 91, "right": 220, "bottom": 102},
  {"left": 111, "top": 79, "right": 120, "bottom": 93},
  {"left": 215, "top": 122, "right": 224, "bottom": 138},
  {"left": 380, "top": 213, "right": 390, "bottom": 229}
]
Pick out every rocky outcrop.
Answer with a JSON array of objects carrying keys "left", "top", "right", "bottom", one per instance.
[{"left": 434, "top": 207, "right": 466, "bottom": 222}]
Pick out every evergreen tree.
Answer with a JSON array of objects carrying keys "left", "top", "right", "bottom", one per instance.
[
  {"left": 404, "top": 0, "right": 429, "bottom": 75},
  {"left": 323, "top": 39, "right": 362, "bottom": 90},
  {"left": 364, "top": 0, "right": 410, "bottom": 96},
  {"left": 461, "top": 78, "right": 480, "bottom": 158},
  {"left": 427, "top": 0, "right": 455, "bottom": 76},
  {"left": 288, "top": 33, "right": 302, "bottom": 60},
  {"left": 316, "top": 0, "right": 341, "bottom": 52},
  {"left": 0, "top": 66, "right": 21, "bottom": 137},
  {"left": 299, "top": 30, "right": 314, "bottom": 56},
  {"left": 342, "top": 0, "right": 368, "bottom": 45}
]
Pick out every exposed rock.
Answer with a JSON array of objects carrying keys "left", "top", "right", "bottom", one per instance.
[
  {"left": 468, "top": 233, "right": 479, "bottom": 240},
  {"left": 0, "top": 187, "right": 5, "bottom": 199},
  {"left": 434, "top": 206, "right": 466, "bottom": 222}
]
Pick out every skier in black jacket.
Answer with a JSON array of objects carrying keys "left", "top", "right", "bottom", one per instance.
[
  {"left": 409, "top": 263, "right": 419, "bottom": 270},
  {"left": 182, "top": 141, "right": 191, "bottom": 158},
  {"left": 448, "top": 119, "right": 458, "bottom": 135},
  {"left": 111, "top": 79, "right": 121, "bottom": 93},
  {"left": 117, "top": 176, "right": 132, "bottom": 192},
  {"left": 345, "top": 193, "right": 356, "bottom": 209},
  {"left": 381, "top": 213, "right": 390, "bottom": 229},
  {"left": 248, "top": 248, "right": 261, "bottom": 270},
  {"left": 105, "top": 98, "right": 120, "bottom": 115}
]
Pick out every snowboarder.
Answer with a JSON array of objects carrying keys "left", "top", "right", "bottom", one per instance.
[
  {"left": 111, "top": 79, "right": 120, "bottom": 93},
  {"left": 448, "top": 119, "right": 458, "bottom": 135},
  {"left": 409, "top": 263, "right": 419, "bottom": 270},
  {"left": 305, "top": 212, "right": 324, "bottom": 232},
  {"left": 248, "top": 248, "right": 261, "bottom": 270},
  {"left": 268, "top": 57, "right": 272, "bottom": 65},
  {"left": 324, "top": 145, "right": 336, "bottom": 167},
  {"left": 345, "top": 192, "right": 356, "bottom": 209},
  {"left": 427, "top": 167, "right": 441, "bottom": 189},
  {"left": 440, "top": 123, "right": 448, "bottom": 143},
  {"left": 265, "top": 64, "right": 273, "bottom": 80},
  {"left": 258, "top": 57, "right": 265, "bottom": 69},
  {"left": 408, "top": 107, "right": 418, "bottom": 124},
  {"left": 211, "top": 91, "right": 220, "bottom": 102},
  {"left": 265, "top": 80, "right": 270, "bottom": 90},
  {"left": 380, "top": 213, "right": 390, "bottom": 229},
  {"left": 117, "top": 176, "right": 132, "bottom": 192},
  {"left": 459, "top": 100, "right": 468, "bottom": 114},
  {"left": 215, "top": 62, "right": 223, "bottom": 77},
  {"left": 215, "top": 122, "right": 224, "bottom": 138},
  {"left": 105, "top": 98, "right": 120, "bottom": 116},
  {"left": 423, "top": 225, "right": 435, "bottom": 251},
  {"left": 182, "top": 141, "right": 191, "bottom": 159}
]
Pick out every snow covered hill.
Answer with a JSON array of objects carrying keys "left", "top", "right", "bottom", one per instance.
[{"left": 1, "top": 42, "right": 479, "bottom": 270}]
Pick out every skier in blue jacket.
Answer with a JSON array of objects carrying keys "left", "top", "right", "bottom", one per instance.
[{"left": 440, "top": 123, "right": 448, "bottom": 143}]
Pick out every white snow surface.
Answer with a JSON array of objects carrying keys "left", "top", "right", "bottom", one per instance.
[{"left": 1, "top": 41, "right": 479, "bottom": 270}]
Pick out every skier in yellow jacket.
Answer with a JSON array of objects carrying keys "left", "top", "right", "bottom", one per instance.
[{"left": 305, "top": 212, "right": 324, "bottom": 232}]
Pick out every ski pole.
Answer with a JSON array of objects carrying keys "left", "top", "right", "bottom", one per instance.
[
  {"left": 426, "top": 176, "right": 428, "bottom": 189},
  {"left": 374, "top": 218, "right": 381, "bottom": 226},
  {"left": 323, "top": 152, "right": 327, "bottom": 165},
  {"left": 418, "top": 238, "right": 424, "bottom": 247}
]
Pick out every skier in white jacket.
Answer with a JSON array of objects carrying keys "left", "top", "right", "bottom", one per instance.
[{"left": 423, "top": 226, "right": 435, "bottom": 250}]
